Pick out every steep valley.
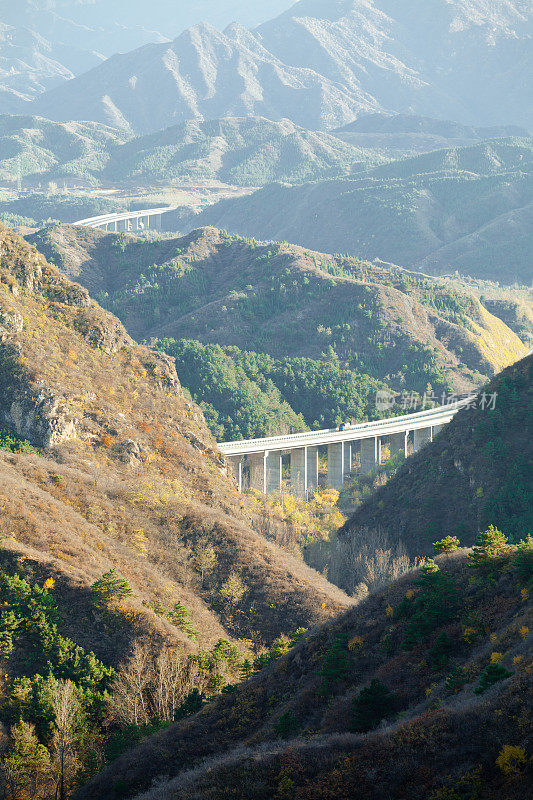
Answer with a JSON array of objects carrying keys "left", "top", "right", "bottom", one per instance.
[{"left": 27, "top": 223, "right": 527, "bottom": 441}]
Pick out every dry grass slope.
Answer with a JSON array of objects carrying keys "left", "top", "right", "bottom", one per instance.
[
  {"left": 74, "top": 549, "right": 532, "bottom": 800},
  {"left": 0, "top": 223, "right": 351, "bottom": 662}
]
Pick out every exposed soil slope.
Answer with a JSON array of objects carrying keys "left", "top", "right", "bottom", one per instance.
[{"left": 0, "top": 223, "right": 351, "bottom": 658}]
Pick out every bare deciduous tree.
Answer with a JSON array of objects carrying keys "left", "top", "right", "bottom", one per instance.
[
  {"left": 328, "top": 527, "right": 417, "bottom": 594},
  {"left": 51, "top": 680, "right": 79, "bottom": 800},
  {"left": 192, "top": 537, "right": 217, "bottom": 586},
  {"left": 153, "top": 649, "right": 199, "bottom": 722},
  {"left": 110, "top": 641, "right": 152, "bottom": 726},
  {"left": 111, "top": 642, "right": 201, "bottom": 725}
]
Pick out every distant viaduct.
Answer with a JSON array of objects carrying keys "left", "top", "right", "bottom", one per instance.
[{"left": 73, "top": 206, "right": 180, "bottom": 232}]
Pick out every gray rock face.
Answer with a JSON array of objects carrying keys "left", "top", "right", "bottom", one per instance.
[{"left": 3, "top": 388, "right": 78, "bottom": 448}]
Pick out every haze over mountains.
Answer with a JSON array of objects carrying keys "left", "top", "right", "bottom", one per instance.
[
  {"left": 22, "top": 0, "right": 533, "bottom": 134},
  {"left": 191, "top": 137, "right": 533, "bottom": 284},
  {"left": 0, "top": 3, "right": 530, "bottom": 797},
  {"left": 0, "top": 1, "right": 294, "bottom": 110}
]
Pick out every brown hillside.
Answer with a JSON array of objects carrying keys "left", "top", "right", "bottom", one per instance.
[
  {"left": 0, "top": 223, "right": 351, "bottom": 660},
  {"left": 75, "top": 548, "right": 532, "bottom": 800},
  {"left": 28, "top": 224, "right": 527, "bottom": 394}
]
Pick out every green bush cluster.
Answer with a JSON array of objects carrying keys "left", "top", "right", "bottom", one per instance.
[
  {"left": 156, "top": 338, "right": 392, "bottom": 440},
  {"left": 396, "top": 561, "right": 459, "bottom": 651},
  {"left": 351, "top": 678, "right": 397, "bottom": 732},
  {"left": 0, "top": 428, "right": 39, "bottom": 455},
  {"left": 142, "top": 599, "right": 198, "bottom": 639},
  {"left": 0, "top": 571, "right": 114, "bottom": 732}
]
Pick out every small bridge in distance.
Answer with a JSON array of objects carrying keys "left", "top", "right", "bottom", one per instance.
[{"left": 73, "top": 206, "right": 180, "bottom": 233}]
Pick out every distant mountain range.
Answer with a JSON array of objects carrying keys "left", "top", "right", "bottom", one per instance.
[
  {"left": 20, "top": 0, "right": 533, "bottom": 134},
  {"left": 0, "top": 1, "right": 293, "bottom": 110},
  {"left": 102, "top": 116, "right": 385, "bottom": 186},
  {"left": 0, "top": 114, "right": 129, "bottom": 187},
  {"left": 0, "top": 113, "right": 385, "bottom": 189},
  {"left": 333, "top": 112, "right": 531, "bottom": 158},
  {"left": 190, "top": 138, "right": 533, "bottom": 284}
]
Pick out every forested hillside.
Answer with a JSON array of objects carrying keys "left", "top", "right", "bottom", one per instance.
[
  {"left": 76, "top": 542, "right": 533, "bottom": 800},
  {"left": 155, "top": 339, "right": 386, "bottom": 440},
  {"left": 103, "top": 116, "right": 383, "bottom": 187},
  {"left": 341, "top": 354, "right": 533, "bottom": 556},
  {"left": 192, "top": 138, "right": 533, "bottom": 284},
  {"left": 27, "top": 224, "right": 527, "bottom": 439},
  {"left": 0, "top": 114, "right": 383, "bottom": 190},
  {"left": 0, "top": 114, "right": 130, "bottom": 188}
]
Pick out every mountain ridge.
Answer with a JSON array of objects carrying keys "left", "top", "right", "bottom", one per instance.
[
  {"left": 0, "top": 221, "right": 351, "bottom": 656},
  {"left": 188, "top": 137, "right": 533, "bottom": 284},
  {"left": 24, "top": 0, "right": 533, "bottom": 133}
]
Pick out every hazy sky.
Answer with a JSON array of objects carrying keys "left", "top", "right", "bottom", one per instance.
[{"left": 28, "top": 1, "right": 299, "bottom": 34}]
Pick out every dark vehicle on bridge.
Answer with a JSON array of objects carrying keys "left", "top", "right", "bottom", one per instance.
[{"left": 338, "top": 422, "right": 353, "bottom": 431}]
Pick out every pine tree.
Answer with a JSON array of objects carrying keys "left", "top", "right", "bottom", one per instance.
[
  {"left": 351, "top": 679, "right": 397, "bottom": 732},
  {"left": 3, "top": 722, "right": 51, "bottom": 799},
  {"left": 90, "top": 569, "right": 132, "bottom": 608},
  {"left": 468, "top": 526, "right": 509, "bottom": 574},
  {"left": 169, "top": 601, "right": 198, "bottom": 639}
]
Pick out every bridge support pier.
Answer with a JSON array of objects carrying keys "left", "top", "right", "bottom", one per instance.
[
  {"left": 432, "top": 424, "right": 443, "bottom": 438},
  {"left": 389, "top": 432, "right": 408, "bottom": 460},
  {"left": 266, "top": 450, "right": 282, "bottom": 494},
  {"left": 414, "top": 427, "right": 432, "bottom": 452},
  {"left": 328, "top": 442, "right": 344, "bottom": 489},
  {"left": 290, "top": 448, "right": 306, "bottom": 499},
  {"left": 343, "top": 442, "right": 352, "bottom": 476},
  {"left": 248, "top": 453, "right": 266, "bottom": 493},
  {"left": 307, "top": 446, "right": 319, "bottom": 494},
  {"left": 289, "top": 445, "right": 319, "bottom": 499},
  {"left": 360, "top": 437, "right": 380, "bottom": 474}
]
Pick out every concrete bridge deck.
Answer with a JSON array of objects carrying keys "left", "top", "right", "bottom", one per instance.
[
  {"left": 73, "top": 206, "right": 180, "bottom": 232},
  {"left": 220, "top": 398, "right": 473, "bottom": 498}
]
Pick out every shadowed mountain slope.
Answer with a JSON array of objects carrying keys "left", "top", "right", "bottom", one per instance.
[
  {"left": 341, "top": 353, "right": 533, "bottom": 556},
  {"left": 333, "top": 112, "right": 530, "bottom": 160},
  {"left": 190, "top": 138, "right": 533, "bottom": 284},
  {"left": 74, "top": 545, "right": 532, "bottom": 800}
]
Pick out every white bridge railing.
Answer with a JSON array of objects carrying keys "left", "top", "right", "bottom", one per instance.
[{"left": 220, "top": 397, "right": 474, "bottom": 497}]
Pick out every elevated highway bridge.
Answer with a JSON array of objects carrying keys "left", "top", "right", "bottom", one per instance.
[
  {"left": 219, "top": 398, "right": 474, "bottom": 498},
  {"left": 73, "top": 206, "right": 180, "bottom": 232}
]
